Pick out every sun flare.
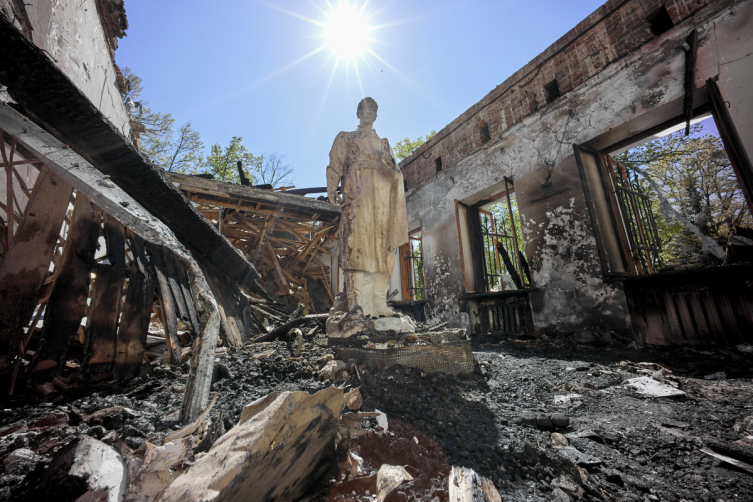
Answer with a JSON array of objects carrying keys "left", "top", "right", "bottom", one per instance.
[{"left": 324, "top": 3, "right": 370, "bottom": 60}]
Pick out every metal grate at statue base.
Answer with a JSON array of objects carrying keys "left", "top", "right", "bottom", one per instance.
[{"left": 334, "top": 330, "right": 473, "bottom": 375}]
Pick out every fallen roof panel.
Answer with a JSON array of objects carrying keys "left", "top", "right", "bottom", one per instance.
[{"left": 0, "top": 13, "right": 258, "bottom": 290}]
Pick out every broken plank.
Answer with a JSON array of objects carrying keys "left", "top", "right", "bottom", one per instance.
[
  {"left": 81, "top": 215, "right": 126, "bottom": 377},
  {"left": 172, "top": 256, "right": 200, "bottom": 335},
  {"left": 179, "top": 253, "right": 221, "bottom": 423},
  {"left": 0, "top": 166, "right": 72, "bottom": 371},
  {"left": 319, "top": 260, "right": 334, "bottom": 302},
  {"left": 150, "top": 244, "right": 182, "bottom": 366},
  {"left": 113, "top": 232, "right": 155, "bottom": 382},
  {"left": 82, "top": 263, "right": 125, "bottom": 377},
  {"left": 198, "top": 260, "right": 245, "bottom": 348},
  {"left": 267, "top": 241, "right": 288, "bottom": 287},
  {"left": 30, "top": 194, "right": 102, "bottom": 376},
  {"left": 700, "top": 448, "right": 753, "bottom": 475},
  {"left": 162, "top": 246, "right": 190, "bottom": 323}
]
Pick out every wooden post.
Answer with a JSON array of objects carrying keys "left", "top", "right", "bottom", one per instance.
[
  {"left": 180, "top": 256, "right": 221, "bottom": 424},
  {"left": 0, "top": 166, "right": 72, "bottom": 373},
  {"left": 82, "top": 216, "right": 126, "bottom": 377},
  {"left": 30, "top": 193, "right": 102, "bottom": 376},
  {"left": 150, "top": 244, "right": 182, "bottom": 366},
  {"left": 113, "top": 231, "right": 155, "bottom": 382},
  {"left": 398, "top": 243, "right": 412, "bottom": 301}
]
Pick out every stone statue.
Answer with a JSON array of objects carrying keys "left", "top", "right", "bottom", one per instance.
[{"left": 326, "top": 97, "right": 414, "bottom": 337}]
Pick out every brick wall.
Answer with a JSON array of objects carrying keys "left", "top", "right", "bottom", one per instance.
[{"left": 401, "top": 0, "right": 711, "bottom": 190}]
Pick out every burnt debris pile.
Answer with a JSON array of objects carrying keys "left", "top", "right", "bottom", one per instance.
[{"left": 0, "top": 325, "right": 751, "bottom": 501}]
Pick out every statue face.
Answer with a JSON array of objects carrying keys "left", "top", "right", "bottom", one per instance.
[{"left": 358, "top": 102, "right": 377, "bottom": 126}]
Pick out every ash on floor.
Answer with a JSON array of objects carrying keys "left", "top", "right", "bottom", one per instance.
[{"left": 1, "top": 330, "right": 752, "bottom": 502}]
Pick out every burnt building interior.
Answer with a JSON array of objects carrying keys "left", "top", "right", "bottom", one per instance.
[{"left": 0, "top": 1, "right": 752, "bottom": 501}]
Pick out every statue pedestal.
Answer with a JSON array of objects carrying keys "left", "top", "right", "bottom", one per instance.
[{"left": 326, "top": 310, "right": 415, "bottom": 340}]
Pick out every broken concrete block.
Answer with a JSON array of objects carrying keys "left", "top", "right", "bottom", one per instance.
[
  {"left": 14, "top": 436, "right": 126, "bottom": 502},
  {"left": 374, "top": 409, "right": 389, "bottom": 432},
  {"left": 319, "top": 359, "right": 347, "bottom": 381},
  {"left": 625, "top": 376, "right": 686, "bottom": 397},
  {"left": 342, "top": 451, "right": 365, "bottom": 481},
  {"left": 160, "top": 387, "right": 344, "bottom": 502},
  {"left": 344, "top": 387, "right": 363, "bottom": 410},
  {"left": 126, "top": 437, "right": 193, "bottom": 502},
  {"left": 376, "top": 464, "right": 414, "bottom": 502},
  {"left": 551, "top": 433, "right": 569, "bottom": 447}
]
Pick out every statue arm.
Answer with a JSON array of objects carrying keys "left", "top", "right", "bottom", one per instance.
[
  {"left": 327, "top": 132, "right": 346, "bottom": 206},
  {"left": 380, "top": 138, "right": 400, "bottom": 179}
]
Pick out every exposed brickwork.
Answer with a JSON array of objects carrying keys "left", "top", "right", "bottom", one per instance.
[{"left": 401, "top": 0, "right": 713, "bottom": 191}]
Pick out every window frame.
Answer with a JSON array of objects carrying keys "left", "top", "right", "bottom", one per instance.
[{"left": 398, "top": 228, "right": 426, "bottom": 301}]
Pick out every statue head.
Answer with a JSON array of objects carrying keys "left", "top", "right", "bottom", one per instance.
[{"left": 357, "top": 97, "right": 378, "bottom": 126}]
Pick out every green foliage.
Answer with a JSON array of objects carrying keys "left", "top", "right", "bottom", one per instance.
[
  {"left": 615, "top": 124, "right": 752, "bottom": 266},
  {"left": 481, "top": 193, "right": 527, "bottom": 290},
  {"left": 122, "top": 67, "right": 205, "bottom": 174},
  {"left": 203, "top": 137, "right": 260, "bottom": 184},
  {"left": 393, "top": 130, "right": 437, "bottom": 161}
]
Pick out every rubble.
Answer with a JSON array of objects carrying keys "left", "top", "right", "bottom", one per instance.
[
  {"left": 0, "top": 326, "right": 751, "bottom": 501},
  {"left": 160, "top": 387, "right": 344, "bottom": 502}
]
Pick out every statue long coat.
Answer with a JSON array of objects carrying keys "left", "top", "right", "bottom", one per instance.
[{"left": 326, "top": 126, "right": 409, "bottom": 273}]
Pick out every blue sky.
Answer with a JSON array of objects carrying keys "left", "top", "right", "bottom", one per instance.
[{"left": 117, "top": 0, "right": 610, "bottom": 188}]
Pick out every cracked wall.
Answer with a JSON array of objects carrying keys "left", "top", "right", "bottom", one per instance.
[
  {"left": 0, "top": 0, "right": 132, "bottom": 138},
  {"left": 401, "top": 0, "right": 753, "bottom": 336}
]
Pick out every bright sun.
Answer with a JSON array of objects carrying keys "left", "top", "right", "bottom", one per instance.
[{"left": 324, "top": 3, "right": 370, "bottom": 60}]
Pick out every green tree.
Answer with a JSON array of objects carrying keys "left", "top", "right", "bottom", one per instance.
[
  {"left": 393, "top": 130, "right": 437, "bottom": 161},
  {"left": 204, "top": 137, "right": 259, "bottom": 184},
  {"left": 122, "top": 67, "right": 204, "bottom": 173},
  {"left": 615, "top": 125, "right": 752, "bottom": 266}
]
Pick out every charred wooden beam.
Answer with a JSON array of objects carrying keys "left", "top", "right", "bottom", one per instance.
[
  {"left": 0, "top": 101, "right": 222, "bottom": 421},
  {"left": 82, "top": 215, "right": 126, "bottom": 377},
  {"left": 0, "top": 166, "right": 72, "bottom": 373},
  {"left": 31, "top": 194, "right": 102, "bottom": 376},
  {"left": 150, "top": 245, "right": 182, "bottom": 367},
  {"left": 0, "top": 19, "right": 260, "bottom": 292},
  {"left": 113, "top": 232, "right": 154, "bottom": 382},
  {"left": 166, "top": 171, "right": 341, "bottom": 222}
]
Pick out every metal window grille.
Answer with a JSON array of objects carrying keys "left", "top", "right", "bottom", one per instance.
[
  {"left": 406, "top": 233, "right": 426, "bottom": 300},
  {"left": 478, "top": 183, "right": 529, "bottom": 292},
  {"left": 603, "top": 155, "right": 663, "bottom": 274}
]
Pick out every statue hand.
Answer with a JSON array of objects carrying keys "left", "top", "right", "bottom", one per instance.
[{"left": 329, "top": 191, "right": 344, "bottom": 207}]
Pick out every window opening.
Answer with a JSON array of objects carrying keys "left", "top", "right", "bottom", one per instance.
[
  {"left": 479, "top": 122, "right": 491, "bottom": 144},
  {"left": 544, "top": 79, "right": 560, "bottom": 103},
  {"left": 610, "top": 115, "right": 753, "bottom": 271},
  {"left": 435, "top": 157, "right": 443, "bottom": 173},
  {"left": 646, "top": 6, "right": 674, "bottom": 36},
  {"left": 399, "top": 230, "right": 425, "bottom": 301},
  {"left": 477, "top": 179, "right": 529, "bottom": 292}
]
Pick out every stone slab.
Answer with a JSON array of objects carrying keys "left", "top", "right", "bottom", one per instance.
[
  {"left": 327, "top": 311, "right": 415, "bottom": 339},
  {"left": 625, "top": 376, "right": 686, "bottom": 398}
]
